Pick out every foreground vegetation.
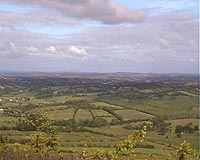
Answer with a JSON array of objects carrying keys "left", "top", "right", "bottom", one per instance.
[
  {"left": 0, "top": 74, "right": 199, "bottom": 159},
  {"left": 0, "top": 115, "right": 198, "bottom": 160}
]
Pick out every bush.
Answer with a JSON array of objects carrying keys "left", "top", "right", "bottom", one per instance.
[
  {"left": 175, "top": 124, "right": 194, "bottom": 134},
  {"left": 168, "top": 141, "right": 198, "bottom": 160},
  {"left": 79, "top": 118, "right": 109, "bottom": 127},
  {"left": 0, "top": 143, "right": 67, "bottom": 160}
]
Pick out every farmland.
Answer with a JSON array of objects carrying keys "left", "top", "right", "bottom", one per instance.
[{"left": 0, "top": 73, "right": 199, "bottom": 159}]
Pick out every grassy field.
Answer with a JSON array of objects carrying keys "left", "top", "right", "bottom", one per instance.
[
  {"left": 115, "top": 109, "right": 154, "bottom": 120},
  {"left": 47, "top": 108, "right": 75, "bottom": 120},
  {"left": 0, "top": 76, "right": 198, "bottom": 159},
  {"left": 166, "top": 118, "right": 198, "bottom": 126},
  {"left": 99, "top": 95, "right": 198, "bottom": 118}
]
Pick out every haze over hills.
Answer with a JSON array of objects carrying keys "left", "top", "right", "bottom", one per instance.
[{"left": 0, "top": 71, "right": 198, "bottom": 82}]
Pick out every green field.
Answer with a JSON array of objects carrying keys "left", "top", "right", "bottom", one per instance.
[{"left": 0, "top": 75, "right": 199, "bottom": 159}]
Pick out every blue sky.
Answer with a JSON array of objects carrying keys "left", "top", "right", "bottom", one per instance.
[
  {"left": 0, "top": 0, "right": 198, "bottom": 73},
  {"left": 0, "top": 0, "right": 198, "bottom": 35},
  {"left": 0, "top": 2, "right": 35, "bottom": 13}
]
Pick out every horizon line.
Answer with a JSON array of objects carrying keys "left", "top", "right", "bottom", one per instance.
[{"left": 0, "top": 70, "right": 198, "bottom": 75}]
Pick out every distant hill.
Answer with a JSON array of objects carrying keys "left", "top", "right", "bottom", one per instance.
[{"left": 0, "top": 71, "right": 198, "bottom": 83}]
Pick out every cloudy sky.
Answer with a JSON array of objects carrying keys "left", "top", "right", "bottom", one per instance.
[{"left": 0, "top": 0, "right": 198, "bottom": 73}]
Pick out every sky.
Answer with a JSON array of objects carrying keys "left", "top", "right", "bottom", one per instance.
[{"left": 0, "top": 0, "right": 199, "bottom": 73}]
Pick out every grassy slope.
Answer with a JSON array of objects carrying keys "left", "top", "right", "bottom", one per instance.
[{"left": 0, "top": 81, "right": 198, "bottom": 159}]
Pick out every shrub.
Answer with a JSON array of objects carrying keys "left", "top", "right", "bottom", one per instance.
[{"left": 168, "top": 141, "right": 198, "bottom": 160}]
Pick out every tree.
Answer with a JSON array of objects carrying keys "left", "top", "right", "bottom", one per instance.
[
  {"left": 175, "top": 124, "right": 194, "bottom": 134},
  {"left": 78, "top": 126, "right": 147, "bottom": 160},
  {"left": 152, "top": 117, "right": 170, "bottom": 134},
  {"left": 183, "top": 123, "right": 193, "bottom": 133},
  {"left": 194, "top": 125, "right": 198, "bottom": 131},
  {"left": 168, "top": 141, "right": 198, "bottom": 160},
  {"left": 115, "top": 126, "right": 147, "bottom": 159},
  {"left": 0, "top": 132, "right": 8, "bottom": 146},
  {"left": 175, "top": 125, "right": 184, "bottom": 134},
  {"left": 26, "top": 108, "right": 58, "bottom": 152}
]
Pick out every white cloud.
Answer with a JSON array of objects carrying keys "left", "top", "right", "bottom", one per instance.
[
  {"left": 0, "top": 14, "right": 198, "bottom": 73},
  {"left": 9, "top": 42, "right": 17, "bottom": 51},
  {"left": 156, "top": 37, "right": 169, "bottom": 47},
  {"left": 68, "top": 46, "right": 88, "bottom": 57},
  {"left": 0, "top": 10, "right": 80, "bottom": 26},
  {"left": 4, "top": 0, "right": 147, "bottom": 25},
  {"left": 27, "top": 46, "right": 38, "bottom": 52},
  {"left": 46, "top": 46, "right": 56, "bottom": 53}
]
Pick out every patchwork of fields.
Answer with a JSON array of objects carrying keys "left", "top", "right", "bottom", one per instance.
[{"left": 0, "top": 74, "right": 199, "bottom": 159}]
